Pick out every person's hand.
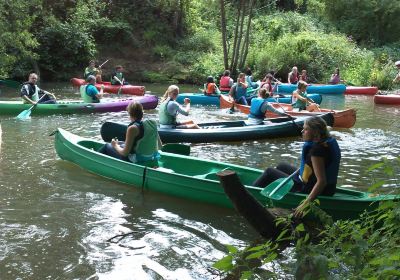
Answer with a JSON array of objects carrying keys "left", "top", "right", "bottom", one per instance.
[
  {"left": 294, "top": 199, "right": 310, "bottom": 218},
  {"left": 111, "top": 138, "right": 118, "bottom": 147},
  {"left": 100, "top": 85, "right": 105, "bottom": 90},
  {"left": 184, "top": 98, "right": 190, "bottom": 104}
]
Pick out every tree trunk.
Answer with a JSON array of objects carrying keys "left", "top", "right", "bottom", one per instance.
[
  {"left": 239, "top": 0, "right": 255, "bottom": 70},
  {"left": 217, "top": 169, "right": 280, "bottom": 239},
  {"left": 231, "top": 0, "right": 247, "bottom": 73},
  {"left": 229, "top": 2, "right": 242, "bottom": 73},
  {"left": 220, "top": 0, "right": 229, "bottom": 70}
]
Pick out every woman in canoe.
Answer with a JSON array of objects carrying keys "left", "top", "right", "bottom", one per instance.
[
  {"left": 80, "top": 75, "right": 104, "bottom": 103},
  {"left": 219, "top": 70, "right": 234, "bottom": 91},
  {"left": 329, "top": 67, "right": 345, "bottom": 84},
  {"left": 288, "top": 66, "right": 299, "bottom": 84},
  {"left": 99, "top": 101, "right": 162, "bottom": 163},
  {"left": 253, "top": 116, "right": 341, "bottom": 217},
  {"left": 260, "top": 74, "right": 281, "bottom": 96},
  {"left": 203, "top": 76, "right": 221, "bottom": 96},
  {"left": 159, "top": 85, "right": 200, "bottom": 129},
  {"left": 299, "top": 69, "right": 308, "bottom": 83},
  {"left": 245, "top": 67, "right": 259, "bottom": 89},
  {"left": 292, "top": 81, "right": 320, "bottom": 112},
  {"left": 245, "top": 88, "right": 290, "bottom": 125},
  {"left": 229, "top": 73, "right": 250, "bottom": 105}
]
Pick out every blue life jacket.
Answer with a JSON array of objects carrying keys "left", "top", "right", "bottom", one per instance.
[{"left": 248, "top": 97, "right": 265, "bottom": 119}]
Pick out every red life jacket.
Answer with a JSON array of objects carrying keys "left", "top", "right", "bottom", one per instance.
[
  {"left": 219, "top": 76, "right": 231, "bottom": 91},
  {"left": 289, "top": 72, "right": 298, "bottom": 84}
]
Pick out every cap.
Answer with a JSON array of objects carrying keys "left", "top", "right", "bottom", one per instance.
[{"left": 395, "top": 61, "right": 400, "bottom": 66}]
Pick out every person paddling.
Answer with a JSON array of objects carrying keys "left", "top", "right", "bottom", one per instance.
[
  {"left": 245, "top": 88, "right": 290, "bottom": 125},
  {"left": 292, "top": 81, "right": 320, "bottom": 112},
  {"left": 84, "top": 60, "right": 102, "bottom": 83},
  {"left": 159, "top": 85, "right": 200, "bottom": 129},
  {"left": 253, "top": 116, "right": 341, "bottom": 217},
  {"left": 80, "top": 75, "right": 104, "bottom": 103},
  {"left": 111, "top": 65, "right": 128, "bottom": 85},
  {"left": 20, "top": 73, "right": 57, "bottom": 105}
]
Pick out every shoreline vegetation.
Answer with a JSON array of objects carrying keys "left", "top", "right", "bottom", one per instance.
[{"left": 1, "top": 1, "right": 399, "bottom": 89}]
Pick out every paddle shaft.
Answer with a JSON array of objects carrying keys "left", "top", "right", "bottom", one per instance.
[
  {"left": 26, "top": 92, "right": 48, "bottom": 110},
  {"left": 99, "top": 59, "right": 109, "bottom": 68}
]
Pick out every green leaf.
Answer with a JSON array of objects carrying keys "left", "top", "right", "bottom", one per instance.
[
  {"left": 367, "top": 162, "right": 384, "bottom": 172},
  {"left": 240, "top": 270, "right": 253, "bottom": 280},
  {"left": 213, "top": 255, "right": 233, "bottom": 271},
  {"left": 295, "top": 223, "right": 305, "bottom": 232},
  {"left": 368, "top": 180, "right": 385, "bottom": 192},
  {"left": 245, "top": 250, "right": 265, "bottom": 260},
  {"left": 276, "top": 229, "right": 289, "bottom": 241},
  {"left": 226, "top": 244, "right": 238, "bottom": 254}
]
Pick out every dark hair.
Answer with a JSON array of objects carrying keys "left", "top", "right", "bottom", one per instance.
[
  {"left": 206, "top": 76, "right": 214, "bottom": 83},
  {"left": 297, "top": 80, "right": 308, "bottom": 90},
  {"left": 245, "top": 67, "right": 252, "bottom": 75},
  {"left": 127, "top": 101, "right": 143, "bottom": 120},
  {"left": 258, "top": 88, "right": 268, "bottom": 98},
  {"left": 223, "top": 70, "right": 230, "bottom": 76},
  {"left": 335, "top": 68, "right": 340, "bottom": 75},
  {"left": 89, "top": 60, "right": 95, "bottom": 64},
  {"left": 115, "top": 65, "right": 123, "bottom": 70}
]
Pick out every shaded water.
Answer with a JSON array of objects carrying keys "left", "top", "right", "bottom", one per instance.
[{"left": 0, "top": 83, "right": 399, "bottom": 279}]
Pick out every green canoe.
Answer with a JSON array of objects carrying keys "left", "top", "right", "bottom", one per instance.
[
  {"left": 54, "top": 128, "right": 268, "bottom": 209},
  {"left": 55, "top": 128, "right": 398, "bottom": 219},
  {"left": 261, "top": 177, "right": 399, "bottom": 220}
]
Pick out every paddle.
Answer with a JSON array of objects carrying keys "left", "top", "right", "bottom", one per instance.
[
  {"left": 260, "top": 169, "right": 299, "bottom": 200},
  {"left": 161, "top": 143, "right": 190, "bottom": 156},
  {"left": 116, "top": 79, "right": 124, "bottom": 97},
  {"left": 16, "top": 93, "right": 48, "bottom": 120},
  {"left": 98, "top": 59, "right": 109, "bottom": 68},
  {"left": 0, "top": 79, "right": 21, "bottom": 89}
]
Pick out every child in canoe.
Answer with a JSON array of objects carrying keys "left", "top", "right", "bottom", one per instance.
[{"left": 203, "top": 76, "right": 221, "bottom": 95}]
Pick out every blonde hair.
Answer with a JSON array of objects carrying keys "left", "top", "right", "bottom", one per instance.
[
  {"left": 161, "top": 85, "right": 179, "bottom": 102},
  {"left": 258, "top": 88, "right": 268, "bottom": 98},
  {"left": 127, "top": 101, "right": 143, "bottom": 120}
]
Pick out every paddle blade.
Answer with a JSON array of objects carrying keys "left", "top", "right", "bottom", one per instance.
[
  {"left": 16, "top": 109, "right": 32, "bottom": 120},
  {"left": 161, "top": 143, "right": 190, "bottom": 156},
  {"left": 261, "top": 177, "right": 294, "bottom": 200}
]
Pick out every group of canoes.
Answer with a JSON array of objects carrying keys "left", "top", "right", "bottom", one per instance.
[{"left": 1, "top": 71, "right": 398, "bottom": 222}]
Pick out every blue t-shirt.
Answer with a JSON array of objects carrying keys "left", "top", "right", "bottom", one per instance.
[{"left": 86, "top": 84, "right": 99, "bottom": 102}]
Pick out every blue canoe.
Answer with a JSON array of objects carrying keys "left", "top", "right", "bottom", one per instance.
[
  {"left": 277, "top": 83, "right": 346, "bottom": 94},
  {"left": 176, "top": 93, "right": 322, "bottom": 106}
]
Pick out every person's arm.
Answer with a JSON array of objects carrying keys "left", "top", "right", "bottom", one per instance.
[
  {"left": 168, "top": 100, "right": 190, "bottom": 116},
  {"left": 288, "top": 73, "right": 291, "bottom": 83},
  {"left": 95, "top": 85, "right": 105, "bottom": 99},
  {"left": 294, "top": 156, "right": 327, "bottom": 217},
  {"left": 111, "top": 125, "right": 140, "bottom": 157},
  {"left": 263, "top": 102, "right": 290, "bottom": 117},
  {"left": 21, "top": 86, "right": 36, "bottom": 105},
  {"left": 40, "top": 89, "right": 56, "bottom": 100}
]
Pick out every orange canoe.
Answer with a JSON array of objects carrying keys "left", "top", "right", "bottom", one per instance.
[
  {"left": 220, "top": 95, "right": 356, "bottom": 128},
  {"left": 70, "top": 78, "right": 145, "bottom": 96}
]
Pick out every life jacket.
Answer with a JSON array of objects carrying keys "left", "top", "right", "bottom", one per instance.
[
  {"left": 260, "top": 81, "right": 273, "bottom": 93},
  {"left": 292, "top": 91, "right": 307, "bottom": 110},
  {"left": 128, "top": 120, "right": 159, "bottom": 162},
  {"left": 22, "top": 83, "right": 39, "bottom": 103},
  {"left": 289, "top": 72, "right": 298, "bottom": 84},
  {"left": 297, "top": 138, "right": 341, "bottom": 194},
  {"left": 80, "top": 85, "right": 99, "bottom": 103},
  {"left": 205, "top": 83, "right": 216, "bottom": 95},
  {"left": 158, "top": 98, "right": 176, "bottom": 125},
  {"left": 234, "top": 83, "right": 247, "bottom": 101},
  {"left": 248, "top": 97, "right": 266, "bottom": 119},
  {"left": 329, "top": 74, "right": 340, "bottom": 84},
  {"left": 220, "top": 76, "right": 231, "bottom": 91}
]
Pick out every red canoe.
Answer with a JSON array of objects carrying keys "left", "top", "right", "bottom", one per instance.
[
  {"left": 345, "top": 86, "right": 378, "bottom": 95},
  {"left": 220, "top": 95, "right": 356, "bottom": 128},
  {"left": 70, "top": 78, "right": 145, "bottom": 96},
  {"left": 374, "top": 94, "right": 400, "bottom": 105}
]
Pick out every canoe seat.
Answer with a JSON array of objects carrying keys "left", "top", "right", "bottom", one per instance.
[{"left": 156, "top": 167, "right": 175, "bottom": 173}]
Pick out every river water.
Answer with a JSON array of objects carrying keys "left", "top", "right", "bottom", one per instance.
[{"left": 0, "top": 83, "right": 399, "bottom": 279}]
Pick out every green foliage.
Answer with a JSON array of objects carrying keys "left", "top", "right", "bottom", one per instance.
[
  {"left": 0, "top": 0, "right": 40, "bottom": 78},
  {"left": 213, "top": 157, "right": 400, "bottom": 279},
  {"left": 318, "top": 0, "right": 400, "bottom": 46}
]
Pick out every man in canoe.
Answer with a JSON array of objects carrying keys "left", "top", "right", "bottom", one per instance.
[
  {"left": 21, "top": 73, "right": 57, "bottom": 105},
  {"left": 80, "top": 75, "right": 104, "bottom": 103},
  {"left": 84, "top": 60, "right": 102, "bottom": 83},
  {"left": 253, "top": 116, "right": 341, "bottom": 217},
  {"left": 288, "top": 66, "right": 299, "bottom": 84},
  {"left": 159, "top": 85, "right": 200, "bottom": 129},
  {"left": 393, "top": 61, "right": 400, "bottom": 83},
  {"left": 246, "top": 88, "right": 290, "bottom": 125},
  {"left": 99, "top": 101, "right": 162, "bottom": 163},
  {"left": 219, "top": 70, "right": 234, "bottom": 91}
]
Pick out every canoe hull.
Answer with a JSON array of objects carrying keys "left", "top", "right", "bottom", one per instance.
[
  {"left": 374, "top": 94, "right": 400, "bottom": 105},
  {"left": 345, "top": 86, "right": 378, "bottom": 95},
  {"left": 176, "top": 92, "right": 322, "bottom": 106},
  {"left": 70, "top": 78, "right": 145, "bottom": 96},
  {"left": 277, "top": 83, "right": 346, "bottom": 94},
  {"left": 54, "top": 128, "right": 268, "bottom": 209},
  {"left": 0, "top": 95, "right": 158, "bottom": 116},
  {"left": 219, "top": 95, "right": 355, "bottom": 128},
  {"left": 100, "top": 113, "right": 334, "bottom": 144}
]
